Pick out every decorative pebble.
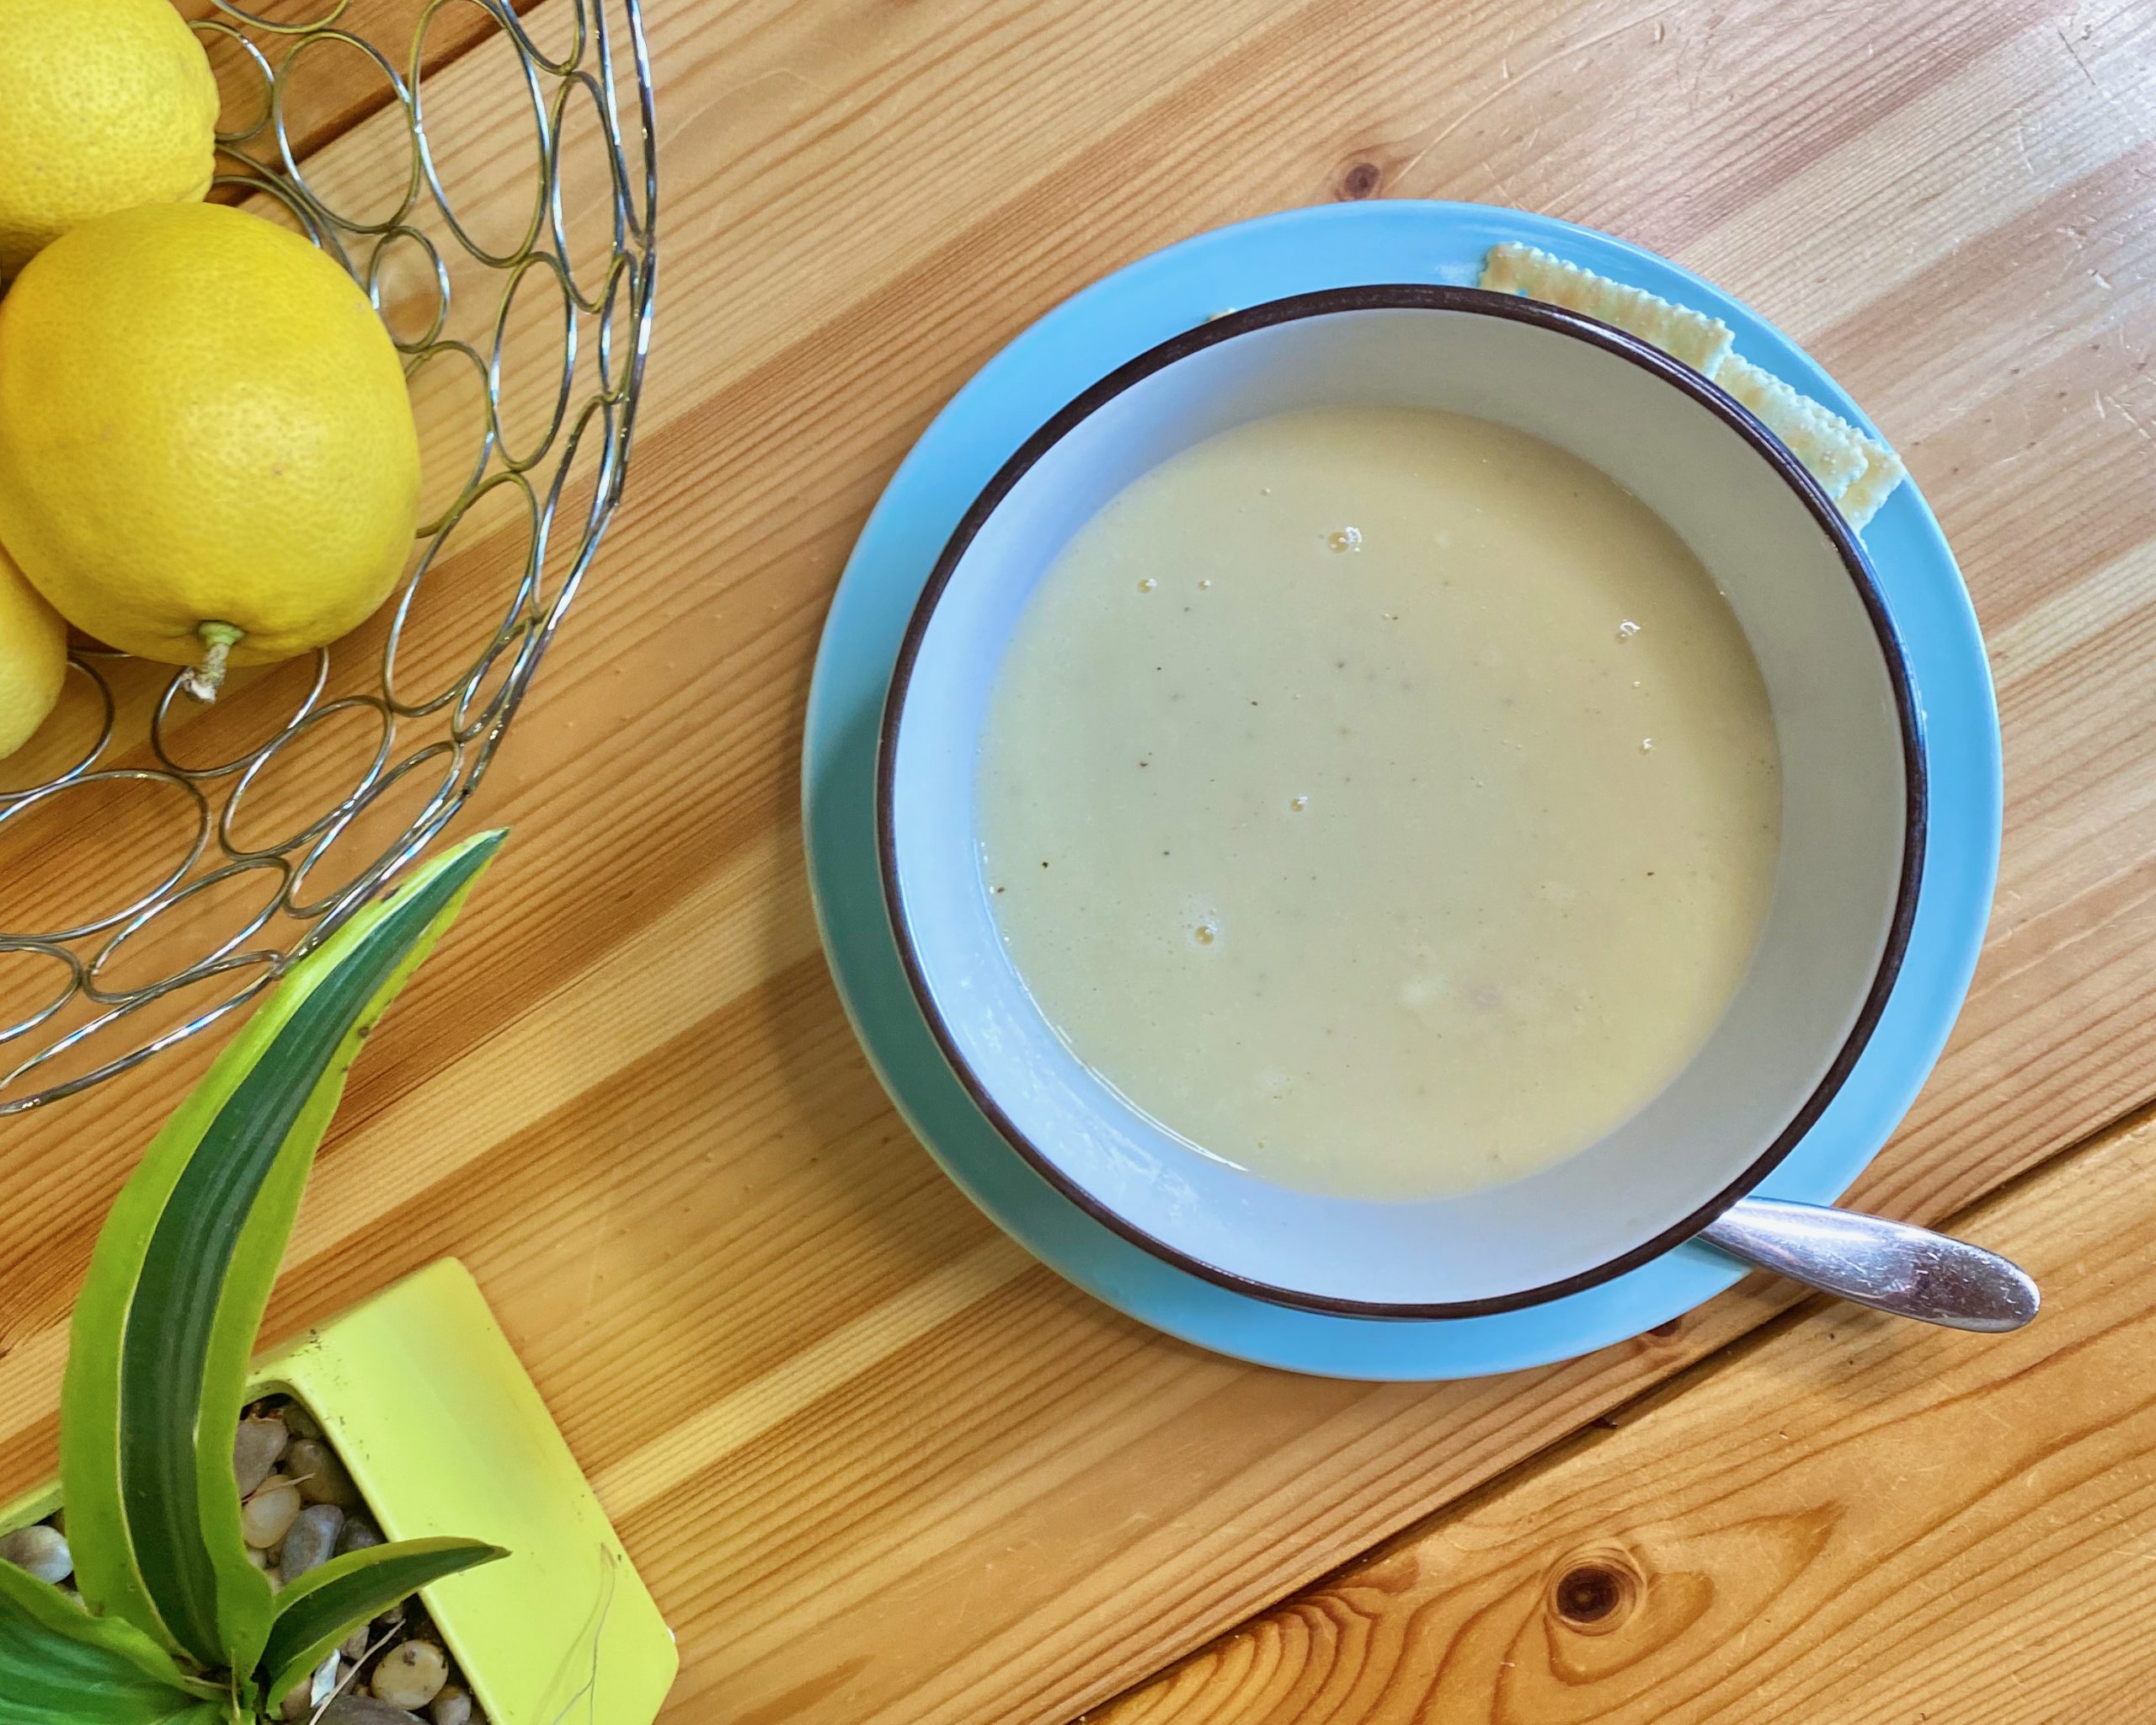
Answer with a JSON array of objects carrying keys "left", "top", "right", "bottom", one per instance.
[
  {"left": 245, "top": 1546, "right": 270, "bottom": 1572},
  {"left": 280, "top": 1402, "right": 324, "bottom": 1441},
  {"left": 323, "top": 1699, "right": 424, "bottom": 1725},
  {"left": 286, "top": 1438, "right": 360, "bottom": 1509},
  {"left": 337, "top": 1516, "right": 384, "bottom": 1557},
  {"left": 263, "top": 1566, "right": 284, "bottom": 1593},
  {"left": 343, "top": 1624, "right": 375, "bottom": 1661},
  {"left": 243, "top": 1476, "right": 303, "bottom": 1550},
  {"left": 282, "top": 1503, "right": 345, "bottom": 1582},
  {"left": 430, "top": 1686, "right": 472, "bottom": 1725},
  {"left": 280, "top": 1652, "right": 339, "bottom": 1721},
  {"left": 370, "top": 1640, "right": 449, "bottom": 1710},
  {"left": 233, "top": 1417, "right": 290, "bottom": 1498},
  {"left": 0, "top": 1525, "right": 72, "bottom": 1585}
]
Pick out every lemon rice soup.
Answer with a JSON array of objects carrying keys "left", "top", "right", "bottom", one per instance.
[{"left": 975, "top": 405, "right": 1780, "bottom": 1201}]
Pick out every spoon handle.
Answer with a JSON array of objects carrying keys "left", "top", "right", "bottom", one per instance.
[{"left": 1700, "top": 1196, "right": 2039, "bottom": 1332}]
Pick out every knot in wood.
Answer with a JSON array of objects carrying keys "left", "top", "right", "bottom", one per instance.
[
  {"left": 1549, "top": 1551, "right": 1641, "bottom": 1635},
  {"left": 1337, "top": 160, "right": 1383, "bottom": 200}
]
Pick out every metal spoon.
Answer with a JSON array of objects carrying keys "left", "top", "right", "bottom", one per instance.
[{"left": 1700, "top": 1196, "right": 2039, "bottom": 1332}]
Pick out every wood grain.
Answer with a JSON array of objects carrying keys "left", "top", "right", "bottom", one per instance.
[
  {"left": 1091, "top": 1108, "right": 2156, "bottom": 1723},
  {"left": 3, "top": 0, "right": 2155, "bottom": 1722},
  {"left": 184, "top": 0, "right": 552, "bottom": 173}
]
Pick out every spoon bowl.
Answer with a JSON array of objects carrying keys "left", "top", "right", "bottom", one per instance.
[{"left": 1702, "top": 1197, "right": 2038, "bottom": 1332}]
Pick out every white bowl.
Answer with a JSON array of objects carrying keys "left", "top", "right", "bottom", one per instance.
[{"left": 879, "top": 286, "right": 1924, "bottom": 1317}]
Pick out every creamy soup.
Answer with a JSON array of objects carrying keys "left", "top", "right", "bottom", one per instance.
[{"left": 975, "top": 405, "right": 1780, "bottom": 1200}]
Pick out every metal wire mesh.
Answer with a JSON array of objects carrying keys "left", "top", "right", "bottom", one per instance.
[{"left": 0, "top": 0, "right": 655, "bottom": 1112}]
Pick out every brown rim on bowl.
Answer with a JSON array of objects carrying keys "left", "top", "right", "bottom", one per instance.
[{"left": 878, "top": 283, "right": 1929, "bottom": 1321}]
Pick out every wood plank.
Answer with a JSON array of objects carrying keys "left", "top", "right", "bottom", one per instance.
[
  {"left": 1088, "top": 1109, "right": 2156, "bottom": 1724},
  {"left": 3, "top": 1, "right": 2155, "bottom": 1722}
]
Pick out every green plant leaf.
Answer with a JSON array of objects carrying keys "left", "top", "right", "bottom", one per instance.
[
  {"left": 0, "top": 1557, "right": 229, "bottom": 1722},
  {"left": 257, "top": 1537, "right": 505, "bottom": 1704},
  {"left": 61, "top": 832, "right": 508, "bottom": 1674}
]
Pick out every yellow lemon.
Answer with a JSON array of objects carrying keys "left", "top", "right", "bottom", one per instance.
[
  {"left": 0, "top": 536, "right": 67, "bottom": 758},
  {"left": 0, "top": 202, "right": 421, "bottom": 695},
  {"left": 0, "top": 0, "right": 220, "bottom": 277}
]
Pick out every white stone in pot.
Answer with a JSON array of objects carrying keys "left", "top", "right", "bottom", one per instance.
[
  {"left": 0, "top": 1525, "right": 71, "bottom": 1586},
  {"left": 243, "top": 1475, "right": 303, "bottom": 1549},
  {"left": 234, "top": 1417, "right": 290, "bottom": 1497},
  {"left": 279, "top": 1651, "right": 339, "bottom": 1722},
  {"left": 370, "top": 1640, "right": 449, "bottom": 1710}
]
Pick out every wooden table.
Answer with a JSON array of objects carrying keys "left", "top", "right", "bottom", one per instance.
[{"left": 6, "top": 0, "right": 2156, "bottom": 1718}]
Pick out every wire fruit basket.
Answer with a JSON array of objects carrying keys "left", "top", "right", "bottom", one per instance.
[{"left": 0, "top": 0, "right": 655, "bottom": 1112}]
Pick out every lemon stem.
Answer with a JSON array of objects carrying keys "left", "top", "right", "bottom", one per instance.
[{"left": 181, "top": 622, "right": 244, "bottom": 703}]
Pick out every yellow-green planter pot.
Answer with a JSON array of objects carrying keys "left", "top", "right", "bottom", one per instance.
[{"left": 2, "top": 1258, "right": 677, "bottom": 1725}]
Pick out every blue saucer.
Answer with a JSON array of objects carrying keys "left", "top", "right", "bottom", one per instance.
[{"left": 802, "top": 200, "right": 2001, "bottom": 1381}]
